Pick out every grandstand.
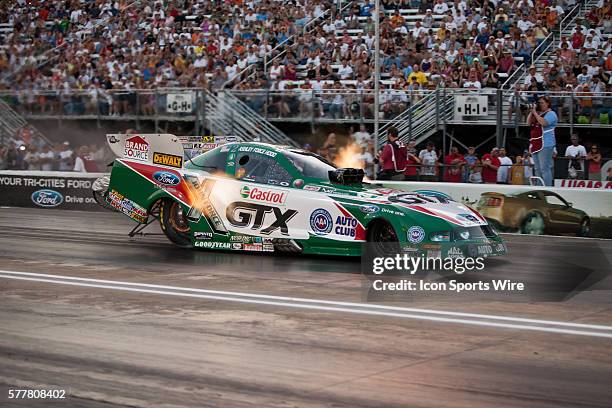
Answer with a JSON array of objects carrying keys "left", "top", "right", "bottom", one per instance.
[{"left": 0, "top": 0, "right": 610, "bottom": 152}]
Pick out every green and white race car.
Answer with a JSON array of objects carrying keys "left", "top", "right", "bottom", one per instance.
[{"left": 93, "top": 134, "right": 506, "bottom": 258}]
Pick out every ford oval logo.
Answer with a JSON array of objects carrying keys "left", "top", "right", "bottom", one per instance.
[
  {"left": 153, "top": 171, "right": 180, "bottom": 186},
  {"left": 31, "top": 189, "right": 63, "bottom": 208}
]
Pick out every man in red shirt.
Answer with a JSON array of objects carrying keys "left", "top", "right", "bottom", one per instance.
[
  {"left": 378, "top": 126, "right": 407, "bottom": 180},
  {"left": 404, "top": 140, "right": 421, "bottom": 181},
  {"left": 444, "top": 146, "right": 466, "bottom": 183},
  {"left": 481, "top": 147, "right": 501, "bottom": 183}
]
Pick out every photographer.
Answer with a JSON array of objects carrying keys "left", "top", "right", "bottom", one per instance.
[
  {"left": 528, "top": 96, "right": 558, "bottom": 186},
  {"left": 378, "top": 126, "right": 407, "bottom": 180}
]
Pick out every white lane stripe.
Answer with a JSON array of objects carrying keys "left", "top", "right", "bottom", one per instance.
[
  {"left": 1, "top": 269, "right": 612, "bottom": 331},
  {"left": 1, "top": 271, "right": 612, "bottom": 338}
]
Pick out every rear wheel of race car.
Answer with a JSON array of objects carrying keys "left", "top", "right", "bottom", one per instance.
[
  {"left": 159, "top": 199, "right": 192, "bottom": 248},
  {"left": 520, "top": 212, "right": 545, "bottom": 235},
  {"left": 367, "top": 219, "right": 400, "bottom": 257}
]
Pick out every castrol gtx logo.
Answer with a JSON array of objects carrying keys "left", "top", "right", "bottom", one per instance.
[
  {"left": 123, "top": 135, "right": 149, "bottom": 161},
  {"left": 31, "top": 189, "right": 63, "bottom": 208},
  {"left": 153, "top": 171, "right": 180, "bottom": 186},
  {"left": 240, "top": 185, "right": 286, "bottom": 204}
]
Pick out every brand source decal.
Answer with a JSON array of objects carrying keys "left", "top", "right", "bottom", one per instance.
[
  {"left": 240, "top": 186, "right": 287, "bottom": 204},
  {"left": 310, "top": 208, "right": 333, "bottom": 235},
  {"left": 31, "top": 189, "right": 64, "bottom": 208},
  {"left": 153, "top": 171, "right": 181, "bottom": 186},
  {"left": 123, "top": 135, "right": 149, "bottom": 161}
]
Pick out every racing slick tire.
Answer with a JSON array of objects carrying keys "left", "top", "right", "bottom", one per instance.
[
  {"left": 159, "top": 199, "right": 193, "bottom": 248},
  {"left": 367, "top": 219, "right": 401, "bottom": 257}
]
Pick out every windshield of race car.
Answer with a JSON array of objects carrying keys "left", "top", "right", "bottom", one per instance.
[{"left": 284, "top": 150, "right": 336, "bottom": 181}]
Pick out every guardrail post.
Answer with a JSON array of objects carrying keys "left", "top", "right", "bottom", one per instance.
[
  {"left": 496, "top": 89, "right": 503, "bottom": 148},
  {"left": 135, "top": 91, "right": 141, "bottom": 130},
  {"left": 154, "top": 89, "right": 159, "bottom": 133},
  {"left": 569, "top": 89, "right": 574, "bottom": 135}
]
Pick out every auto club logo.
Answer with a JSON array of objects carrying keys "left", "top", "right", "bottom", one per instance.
[
  {"left": 240, "top": 186, "right": 286, "bottom": 204},
  {"left": 31, "top": 189, "right": 63, "bottom": 208},
  {"left": 407, "top": 226, "right": 425, "bottom": 244},
  {"left": 123, "top": 135, "right": 149, "bottom": 161},
  {"left": 153, "top": 171, "right": 181, "bottom": 186},
  {"left": 310, "top": 208, "right": 333, "bottom": 235}
]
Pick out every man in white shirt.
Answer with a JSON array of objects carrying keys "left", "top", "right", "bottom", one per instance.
[
  {"left": 497, "top": 148, "right": 513, "bottom": 183},
  {"left": 419, "top": 142, "right": 439, "bottom": 181},
  {"left": 337, "top": 60, "right": 354, "bottom": 80},
  {"left": 352, "top": 124, "right": 372, "bottom": 148},
  {"left": 433, "top": 0, "right": 449, "bottom": 14},
  {"left": 524, "top": 66, "right": 544, "bottom": 86},
  {"left": 565, "top": 134, "right": 587, "bottom": 178}
]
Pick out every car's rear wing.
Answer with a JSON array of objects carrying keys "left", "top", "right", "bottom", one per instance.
[{"left": 106, "top": 133, "right": 186, "bottom": 169}]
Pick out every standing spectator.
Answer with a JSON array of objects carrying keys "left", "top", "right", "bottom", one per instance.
[
  {"left": 39, "top": 145, "right": 55, "bottom": 172},
  {"left": 564, "top": 134, "right": 587, "bottom": 179},
  {"left": 528, "top": 96, "right": 558, "bottom": 186},
  {"left": 481, "top": 147, "right": 501, "bottom": 184},
  {"left": 404, "top": 141, "right": 421, "bottom": 181},
  {"left": 0, "top": 144, "right": 7, "bottom": 170},
  {"left": 586, "top": 144, "right": 602, "bottom": 181},
  {"left": 463, "top": 146, "right": 478, "bottom": 182},
  {"left": 24, "top": 146, "right": 41, "bottom": 170},
  {"left": 510, "top": 156, "right": 527, "bottom": 185},
  {"left": 418, "top": 142, "right": 438, "bottom": 182},
  {"left": 74, "top": 146, "right": 99, "bottom": 173},
  {"left": 357, "top": 145, "right": 375, "bottom": 178},
  {"left": 497, "top": 148, "right": 513, "bottom": 184},
  {"left": 351, "top": 124, "right": 372, "bottom": 148},
  {"left": 378, "top": 127, "right": 407, "bottom": 180},
  {"left": 58, "top": 142, "right": 74, "bottom": 171},
  {"left": 468, "top": 161, "right": 483, "bottom": 183},
  {"left": 444, "top": 146, "right": 465, "bottom": 183}
]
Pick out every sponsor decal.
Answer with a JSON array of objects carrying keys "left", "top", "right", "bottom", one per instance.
[
  {"left": 123, "top": 135, "right": 149, "bottom": 161},
  {"left": 447, "top": 247, "right": 464, "bottom": 258},
  {"left": 195, "top": 241, "right": 231, "bottom": 249},
  {"left": 469, "top": 244, "right": 493, "bottom": 257},
  {"left": 263, "top": 244, "right": 275, "bottom": 252},
  {"left": 240, "top": 186, "right": 287, "bottom": 205},
  {"left": 237, "top": 146, "right": 277, "bottom": 157},
  {"left": 31, "top": 189, "right": 63, "bottom": 208},
  {"left": 402, "top": 245, "right": 420, "bottom": 253},
  {"left": 459, "top": 230, "right": 470, "bottom": 240},
  {"left": 232, "top": 243, "right": 243, "bottom": 250},
  {"left": 230, "top": 235, "right": 253, "bottom": 243},
  {"left": 193, "top": 231, "right": 213, "bottom": 240},
  {"left": 188, "top": 179, "right": 228, "bottom": 235},
  {"left": 407, "top": 226, "right": 425, "bottom": 244},
  {"left": 201, "top": 136, "right": 215, "bottom": 143},
  {"left": 381, "top": 207, "right": 403, "bottom": 216},
  {"left": 228, "top": 153, "right": 235, "bottom": 160},
  {"left": 458, "top": 213, "right": 479, "bottom": 223},
  {"left": 555, "top": 179, "right": 612, "bottom": 190},
  {"left": 152, "top": 152, "right": 183, "bottom": 168},
  {"left": 303, "top": 185, "right": 321, "bottom": 192},
  {"left": 495, "top": 243, "right": 506, "bottom": 252},
  {"left": 226, "top": 202, "right": 297, "bottom": 235},
  {"left": 108, "top": 135, "right": 120, "bottom": 143},
  {"left": 335, "top": 215, "right": 358, "bottom": 237},
  {"left": 227, "top": 161, "right": 235, "bottom": 166},
  {"left": 153, "top": 171, "right": 181, "bottom": 186},
  {"left": 106, "top": 189, "right": 147, "bottom": 223},
  {"left": 244, "top": 243, "right": 264, "bottom": 251},
  {"left": 267, "top": 180, "right": 279, "bottom": 185},
  {"left": 310, "top": 208, "right": 333, "bottom": 235},
  {"left": 293, "top": 179, "right": 304, "bottom": 188},
  {"left": 427, "top": 250, "right": 442, "bottom": 259},
  {"left": 360, "top": 204, "right": 380, "bottom": 214},
  {"left": 421, "top": 243, "right": 441, "bottom": 250},
  {"left": 279, "top": 181, "right": 290, "bottom": 187}
]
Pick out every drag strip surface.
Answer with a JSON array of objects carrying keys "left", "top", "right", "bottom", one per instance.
[{"left": 1, "top": 208, "right": 611, "bottom": 408}]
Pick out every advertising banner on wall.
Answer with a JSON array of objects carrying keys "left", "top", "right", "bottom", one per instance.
[
  {"left": 0, "top": 171, "right": 107, "bottom": 212},
  {"left": 380, "top": 181, "right": 612, "bottom": 239}
]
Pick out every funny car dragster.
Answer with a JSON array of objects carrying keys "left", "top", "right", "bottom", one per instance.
[{"left": 93, "top": 134, "right": 506, "bottom": 258}]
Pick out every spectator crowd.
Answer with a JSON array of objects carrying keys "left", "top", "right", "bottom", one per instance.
[{"left": 0, "top": 0, "right": 610, "bottom": 121}]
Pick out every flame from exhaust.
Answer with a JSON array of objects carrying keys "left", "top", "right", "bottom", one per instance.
[{"left": 334, "top": 142, "right": 364, "bottom": 169}]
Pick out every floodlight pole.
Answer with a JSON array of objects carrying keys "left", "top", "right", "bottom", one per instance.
[{"left": 374, "top": 0, "right": 380, "bottom": 149}]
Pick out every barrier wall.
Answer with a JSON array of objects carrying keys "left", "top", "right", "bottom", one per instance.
[
  {"left": 0, "top": 171, "right": 107, "bottom": 212},
  {"left": 381, "top": 181, "right": 612, "bottom": 239}
]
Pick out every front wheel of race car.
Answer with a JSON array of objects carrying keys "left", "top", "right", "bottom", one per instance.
[
  {"left": 367, "top": 219, "right": 401, "bottom": 257},
  {"left": 159, "top": 199, "right": 193, "bottom": 248}
]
